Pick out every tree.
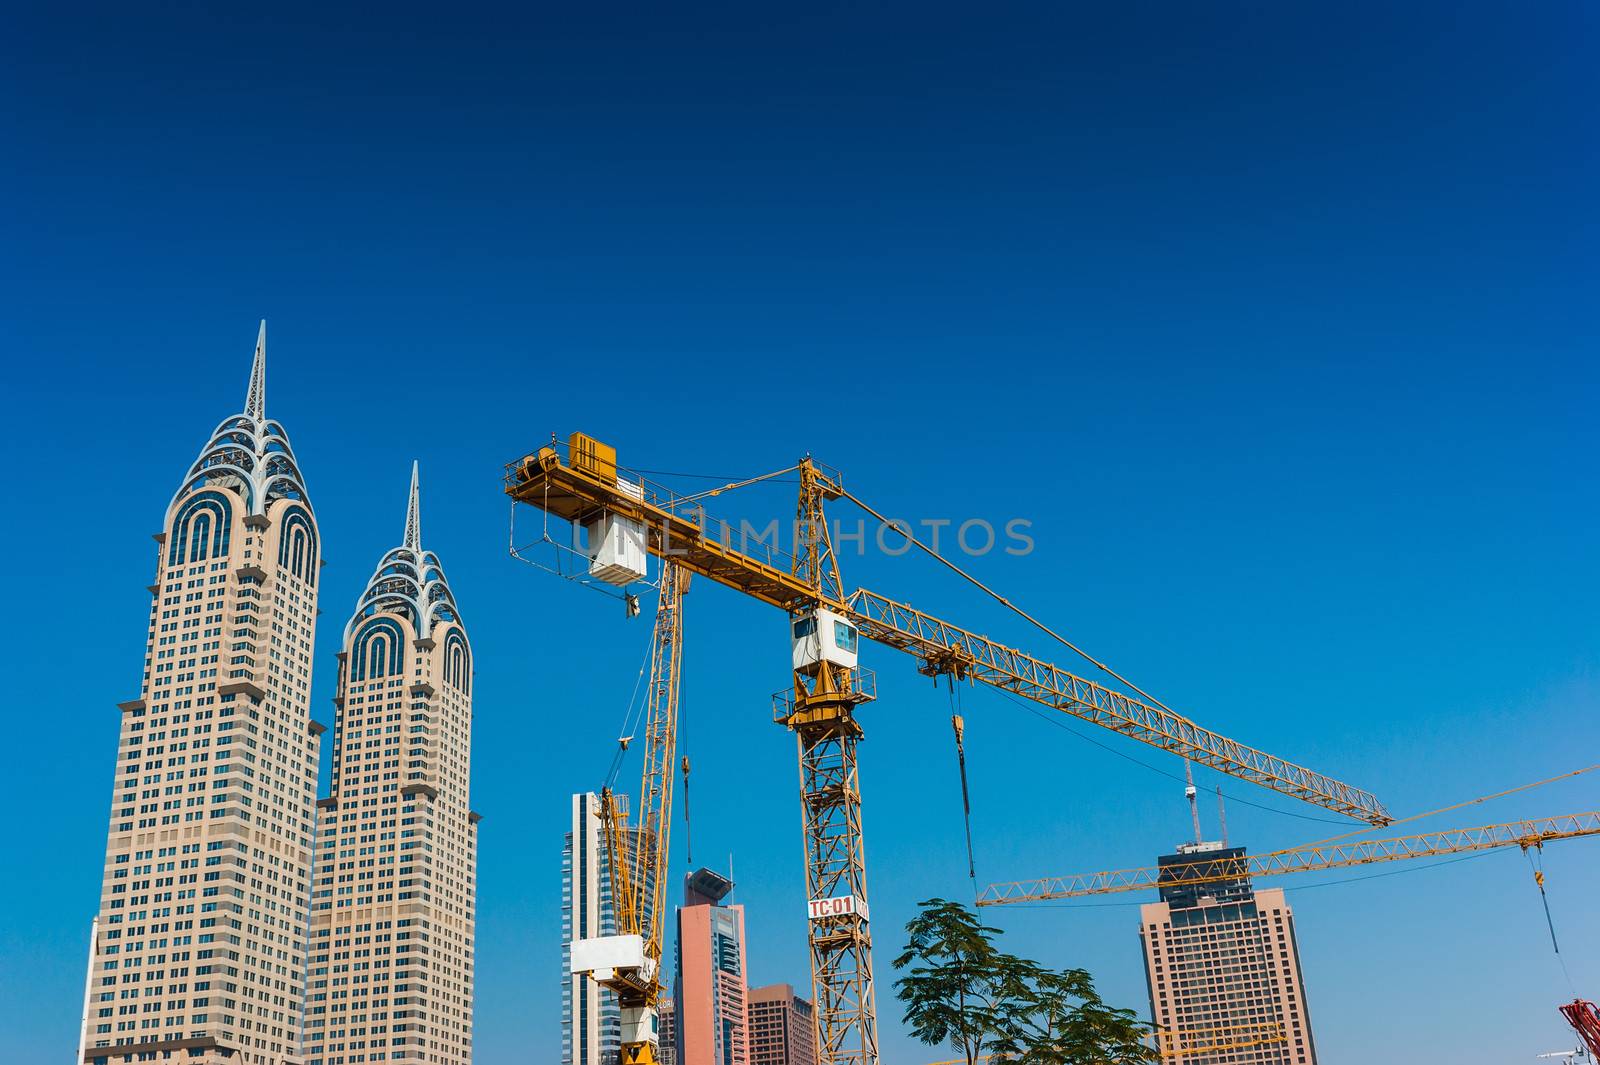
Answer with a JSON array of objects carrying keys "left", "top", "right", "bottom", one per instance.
[
  {"left": 992, "top": 965, "right": 1157, "bottom": 1065},
  {"left": 894, "top": 898, "right": 1158, "bottom": 1065},
  {"left": 893, "top": 898, "right": 1013, "bottom": 1065}
]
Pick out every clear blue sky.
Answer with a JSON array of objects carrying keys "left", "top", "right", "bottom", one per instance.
[{"left": 3, "top": 3, "right": 1597, "bottom": 1061}]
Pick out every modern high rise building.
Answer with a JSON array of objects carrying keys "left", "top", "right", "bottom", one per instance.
[
  {"left": 563, "top": 792, "right": 655, "bottom": 1065},
  {"left": 747, "top": 984, "right": 816, "bottom": 1065},
  {"left": 306, "top": 463, "right": 478, "bottom": 1065},
  {"left": 1139, "top": 843, "right": 1318, "bottom": 1065},
  {"left": 673, "top": 869, "right": 749, "bottom": 1065},
  {"left": 81, "top": 324, "right": 324, "bottom": 1065}
]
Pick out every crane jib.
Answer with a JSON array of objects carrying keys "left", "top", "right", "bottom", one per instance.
[{"left": 507, "top": 447, "right": 1390, "bottom": 826}]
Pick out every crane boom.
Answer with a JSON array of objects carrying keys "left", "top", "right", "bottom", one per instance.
[
  {"left": 977, "top": 810, "right": 1600, "bottom": 904},
  {"left": 506, "top": 440, "right": 1390, "bottom": 825},
  {"left": 846, "top": 589, "right": 1388, "bottom": 823}
]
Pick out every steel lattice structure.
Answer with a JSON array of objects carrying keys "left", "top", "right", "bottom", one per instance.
[
  {"left": 506, "top": 435, "right": 1391, "bottom": 1065},
  {"left": 847, "top": 590, "right": 1388, "bottom": 823},
  {"left": 978, "top": 811, "right": 1600, "bottom": 905}
]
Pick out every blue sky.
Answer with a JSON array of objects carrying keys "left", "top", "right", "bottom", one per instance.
[{"left": 2, "top": 2, "right": 1597, "bottom": 1061}]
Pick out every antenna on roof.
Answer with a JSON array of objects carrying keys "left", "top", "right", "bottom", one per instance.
[{"left": 1217, "top": 786, "right": 1230, "bottom": 846}]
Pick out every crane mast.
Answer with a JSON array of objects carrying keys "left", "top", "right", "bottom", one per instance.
[
  {"left": 581, "top": 562, "right": 687, "bottom": 1065},
  {"left": 781, "top": 458, "right": 878, "bottom": 1065}
]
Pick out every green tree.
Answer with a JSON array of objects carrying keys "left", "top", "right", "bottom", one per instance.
[
  {"left": 894, "top": 899, "right": 1158, "bottom": 1065},
  {"left": 893, "top": 899, "right": 1012, "bottom": 1065},
  {"left": 992, "top": 965, "right": 1157, "bottom": 1065}
]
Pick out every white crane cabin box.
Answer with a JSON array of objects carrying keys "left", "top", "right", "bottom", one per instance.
[
  {"left": 584, "top": 477, "right": 647, "bottom": 586},
  {"left": 569, "top": 933, "right": 654, "bottom": 985},
  {"left": 791, "top": 606, "right": 860, "bottom": 672}
]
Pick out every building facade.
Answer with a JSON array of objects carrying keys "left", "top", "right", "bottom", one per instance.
[
  {"left": 563, "top": 792, "right": 638, "bottom": 1065},
  {"left": 307, "top": 464, "right": 478, "bottom": 1065},
  {"left": 657, "top": 999, "right": 676, "bottom": 1065},
  {"left": 673, "top": 869, "right": 749, "bottom": 1065},
  {"left": 747, "top": 984, "right": 816, "bottom": 1065},
  {"left": 1139, "top": 844, "right": 1318, "bottom": 1065},
  {"left": 81, "top": 324, "right": 324, "bottom": 1065}
]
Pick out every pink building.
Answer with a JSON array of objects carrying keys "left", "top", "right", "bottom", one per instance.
[
  {"left": 747, "top": 984, "right": 816, "bottom": 1065},
  {"left": 674, "top": 869, "right": 749, "bottom": 1065}
]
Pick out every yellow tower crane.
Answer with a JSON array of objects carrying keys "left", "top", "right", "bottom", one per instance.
[
  {"left": 571, "top": 562, "right": 687, "bottom": 1065},
  {"left": 507, "top": 434, "right": 1391, "bottom": 1065}
]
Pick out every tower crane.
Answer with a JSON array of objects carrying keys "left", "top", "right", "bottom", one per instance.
[
  {"left": 508, "top": 434, "right": 1390, "bottom": 1065},
  {"left": 569, "top": 562, "right": 687, "bottom": 1065}
]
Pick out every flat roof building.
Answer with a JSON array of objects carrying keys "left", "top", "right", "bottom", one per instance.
[
  {"left": 747, "top": 983, "right": 816, "bottom": 1065},
  {"left": 1139, "top": 842, "right": 1318, "bottom": 1065},
  {"left": 674, "top": 870, "right": 749, "bottom": 1065}
]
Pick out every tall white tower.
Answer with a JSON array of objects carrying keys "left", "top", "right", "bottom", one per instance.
[
  {"left": 82, "top": 323, "right": 325, "bottom": 1065},
  {"left": 306, "top": 463, "right": 478, "bottom": 1065}
]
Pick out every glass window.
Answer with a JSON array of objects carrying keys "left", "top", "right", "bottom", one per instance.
[
  {"left": 834, "top": 622, "right": 858, "bottom": 653},
  {"left": 792, "top": 617, "right": 816, "bottom": 640}
]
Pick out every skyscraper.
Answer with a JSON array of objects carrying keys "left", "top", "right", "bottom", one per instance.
[
  {"left": 673, "top": 869, "right": 749, "bottom": 1065},
  {"left": 1139, "top": 843, "right": 1318, "bottom": 1065},
  {"left": 306, "top": 463, "right": 478, "bottom": 1065},
  {"left": 747, "top": 984, "right": 816, "bottom": 1065},
  {"left": 564, "top": 791, "right": 646, "bottom": 1065},
  {"left": 81, "top": 324, "right": 324, "bottom": 1065}
]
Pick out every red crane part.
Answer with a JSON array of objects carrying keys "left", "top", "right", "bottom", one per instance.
[{"left": 1559, "top": 1000, "right": 1600, "bottom": 1058}]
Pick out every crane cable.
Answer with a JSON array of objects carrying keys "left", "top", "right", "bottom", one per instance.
[
  {"left": 682, "top": 755, "right": 694, "bottom": 865},
  {"left": 948, "top": 681, "right": 977, "bottom": 887},
  {"left": 840, "top": 489, "right": 1193, "bottom": 724},
  {"left": 669, "top": 464, "right": 800, "bottom": 506},
  {"left": 1526, "top": 843, "right": 1582, "bottom": 997},
  {"left": 602, "top": 628, "right": 657, "bottom": 791}
]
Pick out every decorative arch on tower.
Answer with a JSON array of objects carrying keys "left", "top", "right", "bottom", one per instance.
[
  {"left": 168, "top": 491, "right": 233, "bottom": 566},
  {"left": 165, "top": 325, "right": 315, "bottom": 523},
  {"left": 277, "top": 504, "right": 318, "bottom": 586},
  {"left": 344, "top": 546, "right": 466, "bottom": 643},
  {"left": 342, "top": 464, "right": 469, "bottom": 652},
  {"left": 352, "top": 616, "right": 408, "bottom": 682},
  {"left": 443, "top": 629, "right": 471, "bottom": 694}
]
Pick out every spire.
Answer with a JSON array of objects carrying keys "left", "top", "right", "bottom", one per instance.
[
  {"left": 404, "top": 460, "right": 422, "bottom": 551},
  {"left": 245, "top": 319, "right": 267, "bottom": 420}
]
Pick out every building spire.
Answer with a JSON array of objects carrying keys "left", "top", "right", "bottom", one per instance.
[
  {"left": 404, "top": 460, "right": 422, "bottom": 551},
  {"left": 245, "top": 320, "right": 267, "bottom": 420}
]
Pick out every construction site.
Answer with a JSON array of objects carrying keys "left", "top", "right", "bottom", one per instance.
[{"left": 513, "top": 433, "right": 1600, "bottom": 1065}]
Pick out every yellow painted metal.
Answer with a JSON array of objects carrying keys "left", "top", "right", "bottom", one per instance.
[
  {"left": 1155, "top": 1021, "right": 1285, "bottom": 1060},
  {"left": 504, "top": 436, "right": 1396, "bottom": 1065},
  {"left": 569, "top": 431, "right": 618, "bottom": 483},
  {"left": 846, "top": 589, "right": 1388, "bottom": 824},
  {"left": 597, "top": 561, "right": 687, "bottom": 1063},
  {"left": 504, "top": 439, "right": 1389, "bottom": 825},
  {"left": 786, "top": 458, "right": 879, "bottom": 1065},
  {"left": 978, "top": 810, "right": 1600, "bottom": 905}
]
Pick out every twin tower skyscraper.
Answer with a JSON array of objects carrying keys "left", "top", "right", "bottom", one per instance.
[{"left": 80, "top": 325, "right": 478, "bottom": 1065}]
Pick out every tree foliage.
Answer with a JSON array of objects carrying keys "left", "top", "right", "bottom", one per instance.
[{"left": 894, "top": 898, "right": 1158, "bottom": 1065}]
